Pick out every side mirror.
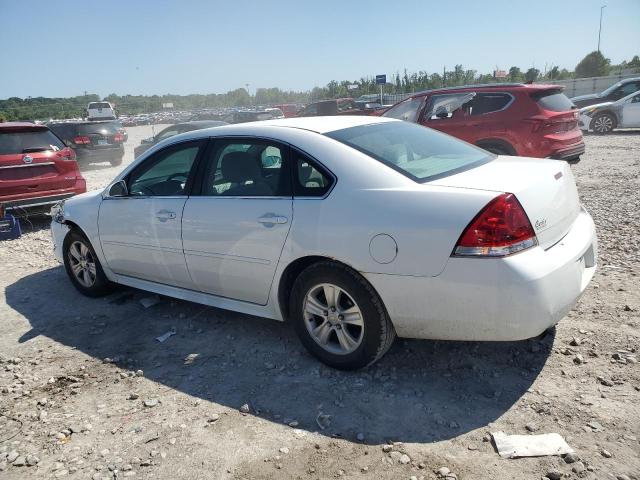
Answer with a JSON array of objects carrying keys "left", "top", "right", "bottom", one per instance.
[{"left": 108, "top": 180, "right": 128, "bottom": 197}]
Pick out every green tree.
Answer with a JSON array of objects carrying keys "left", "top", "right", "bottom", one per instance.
[
  {"left": 525, "top": 67, "right": 540, "bottom": 82},
  {"left": 575, "top": 51, "right": 610, "bottom": 78},
  {"left": 508, "top": 66, "right": 523, "bottom": 82}
]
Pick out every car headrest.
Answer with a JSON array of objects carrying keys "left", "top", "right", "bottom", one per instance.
[{"left": 221, "top": 151, "right": 261, "bottom": 183}]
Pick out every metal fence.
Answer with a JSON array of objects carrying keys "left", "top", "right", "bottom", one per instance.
[{"left": 536, "top": 72, "right": 639, "bottom": 97}]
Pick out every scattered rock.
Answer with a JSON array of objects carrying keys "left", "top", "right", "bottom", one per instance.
[
  {"left": 572, "top": 462, "right": 585, "bottom": 474},
  {"left": 239, "top": 403, "right": 250, "bottom": 414},
  {"left": 525, "top": 423, "right": 539, "bottom": 432},
  {"left": 207, "top": 413, "right": 220, "bottom": 423},
  {"left": 128, "top": 393, "right": 140, "bottom": 400},
  {"left": 563, "top": 452, "right": 580, "bottom": 464},
  {"left": 573, "top": 354, "right": 585, "bottom": 365},
  {"left": 398, "top": 454, "right": 411, "bottom": 464},
  {"left": 382, "top": 445, "right": 393, "bottom": 453},
  {"left": 143, "top": 398, "right": 158, "bottom": 408},
  {"left": 437, "top": 467, "right": 451, "bottom": 477},
  {"left": 601, "top": 449, "right": 612, "bottom": 458},
  {"left": 279, "top": 447, "right": 289, "bottom": 454},
  {"left": 546, "top": 469, "right": 563, "bottom": 480},
  {"left": 12, "top": 455, "right": 26, "bottom": 466}
]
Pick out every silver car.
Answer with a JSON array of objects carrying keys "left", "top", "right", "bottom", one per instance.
[{"left": 579, "top": 90, "right": 640, "bottom": 134}]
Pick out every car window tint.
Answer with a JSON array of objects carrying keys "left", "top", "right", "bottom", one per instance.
[
  {"left": 128, "top": 143, "right": 200, "bottom": 196},
  {"left": 469, "top": 93, "right": 512, "bottom": 115},
  {"left": 326, "top": 121, "right": 492, "bottom": 182},
  {"left": 200, "top": 141, "right": 290, "bottom": 197},
  {"left": 0, "top": 129, "right": 65, "bottom": 155},
  {"left": 533, "top": 89, "right": 575, "bottom": 111},
  {"left": 383, "top": 97, "right": 423, "bottom": 122},
  {"left": 619, "top": 82, "right": 640, "bottom": 97},
  {"left": 293, "top": 151, "right": 333, "bottom": 197},
  {"left": 156, "top": 128, "right": 179, "bottom": 140}
]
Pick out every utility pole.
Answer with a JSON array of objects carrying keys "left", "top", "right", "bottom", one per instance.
[{"left": 598, "top": 5, "right": 606, "bottom": 52}]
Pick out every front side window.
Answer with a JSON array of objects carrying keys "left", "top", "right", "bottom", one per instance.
[
  {"left": 382, "top": 97, "right": 424, "bottom": 122},
  {"left": 200, "top": 140, "right": 290, "bottom": 196},
  {"left": 617, "top": 82, "right": 640, "bottom": 98},
  {"left": 128, "top": 142, "right": 201, "bottom": 196},
  {"left": 292, "top": 150, "right": 333, "bottom": 197},
  {"left": 326, "top": 121, "right": 492, "bottom": 182}
]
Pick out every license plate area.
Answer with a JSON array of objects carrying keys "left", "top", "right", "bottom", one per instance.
[{"left": 97, "top": 138, "right": 108, "bottom": 146}]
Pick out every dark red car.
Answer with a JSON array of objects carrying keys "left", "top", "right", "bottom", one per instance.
[
  {"left": 0, "top": 122, "right": 86, "bottom": 213},
  {"left": 273, "top": 104, "right": 303, "bottom": 118},
  {"left": 382, "top": 83, "right": 584, "bottom": 162}
]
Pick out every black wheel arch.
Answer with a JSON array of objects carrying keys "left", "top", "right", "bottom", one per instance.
[{"left": 475, "top": 139, "right": 517, "bottom": 156}]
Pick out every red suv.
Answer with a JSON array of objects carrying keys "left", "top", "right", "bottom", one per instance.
[
  {"left": 382, "top": 83, "right": 584, "bottom": 162},
  {"left": 0, "top": 122, "right": 86, "bottom": 213}
]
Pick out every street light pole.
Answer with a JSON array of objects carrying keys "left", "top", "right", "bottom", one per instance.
[{"left": 597, "top": 5, "right": 606, "bottom": 52}]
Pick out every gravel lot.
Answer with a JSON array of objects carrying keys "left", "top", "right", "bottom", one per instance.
[{"left": 0, "top": 126, "right": 638, "bottom": 480}]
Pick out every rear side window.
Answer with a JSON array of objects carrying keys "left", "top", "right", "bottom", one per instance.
[
  {"left": 533, "top": 90, "right": 575, "bottom": 112},
  {"left": 292, "top": 150, "right": 333, "bottom": 197},
  {"left": 469, "top": 93, "right": 512, "bottom": 115},
  {"left": 0, "top": 129, "right": 65, "bottom": 155},
  {"left": 383, "top": 97, "right": 424, "bottom": 122}
]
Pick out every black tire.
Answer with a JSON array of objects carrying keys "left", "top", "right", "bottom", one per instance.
[
  {"left": 109, "top": 156, "right": 123, "bottom": 166},
  {"left": 290, "top": 261, "right": 395, "bottom": 370},
  {"left": 63, "top": 229, "right": 111, "bottom": 297},
  {"left": 590, "top": 112, "right": 616, "bottom": 134}
]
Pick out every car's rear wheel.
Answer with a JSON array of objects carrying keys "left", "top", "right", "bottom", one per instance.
[
  {"left": 63, "top": 229, "right": 111, "bottom": 297},
  {"left": 290, "top": 261, "right": 395, "bottom": 370},
  {"left": 591, "top": 113, "right": 616, "bottom": 134}
]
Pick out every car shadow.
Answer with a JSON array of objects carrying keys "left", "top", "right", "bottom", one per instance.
[{"left": 6, "top": 266, "right": 552, "bottom": 444}]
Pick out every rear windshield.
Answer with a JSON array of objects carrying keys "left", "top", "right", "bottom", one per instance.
[
  {"left": 533, "top": 90, "right": 575, "bottom": 112},
  {"left": 88, "top": 102, "right": 112, "bottom": 109},
  {"left": 77, "top": 122, "right": 119, "bottom": 135},
  {"left": 0, "top": 129, "right": 65, "bottom": 155},
  {"left": 326, "top": 121, "right": 492, "bottom": 182}
]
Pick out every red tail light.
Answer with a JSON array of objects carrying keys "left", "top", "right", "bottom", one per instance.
[
  {"left": 73, "top": 136, "right": 90, "bottom": 145},
  {"left": 453, "top": 193, "right": 537, "bottom": 257},
  {"left": 114, "top": 133, "right": 124, "bottom": 143},
  {"left": 55, "top": 147, "right": 76, "bottom": 161}
]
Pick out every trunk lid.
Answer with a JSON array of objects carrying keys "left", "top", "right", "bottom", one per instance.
[{"left": 428, "top": 157, "right": 581, "bottom": 250}]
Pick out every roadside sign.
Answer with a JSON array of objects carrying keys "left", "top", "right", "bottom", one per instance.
[
  {"left": 494, "top": 70, "right": 507, "bottom": 79},
  {"left": 375, "top": 74, "right": 386, "bottom": 85}
]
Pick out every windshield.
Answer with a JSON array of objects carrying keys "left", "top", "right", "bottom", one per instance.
[
  {"left": 0, "top": 129, "right": 65, "bottom": 155},
  {"left": 600, "top": 82, "right": 622, "bottom": 97},
  {"left": 88, "top": 102, "right": 112, "bottom": 109},
  {"left": 326, "top": 121, "right": 492, "bottom": 182},
  {"left": 78, "top": 122, "right": 119, "bottom": 135}
]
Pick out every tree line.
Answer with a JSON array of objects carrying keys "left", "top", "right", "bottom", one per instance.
[{"left": 1, "top": 51, "right": 638, "bottom": 122}]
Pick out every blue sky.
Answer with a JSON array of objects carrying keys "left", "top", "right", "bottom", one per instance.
[{"left": 1, "top": 0, "right": 638, "bottom": 98}]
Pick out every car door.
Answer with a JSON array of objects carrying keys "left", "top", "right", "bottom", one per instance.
[
  {"left": 98, "top": 140, "right": 206, "bottom": 287},
  {"left": 619, "top": 93, "right": 640, "bottom": 127},
  {"left": 181, "top": 138, "right": 293, "bottom": 305}
]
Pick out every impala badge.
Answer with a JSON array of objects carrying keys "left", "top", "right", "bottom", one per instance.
[
  {"left": 554, "top": 171, "right": 563, "bottom": 180},
  {"left": 535, "top": 219, "right": 547, "bottom": 230},
  {"left": 23, "top": 155, "right": 33, "bottom": 164}
]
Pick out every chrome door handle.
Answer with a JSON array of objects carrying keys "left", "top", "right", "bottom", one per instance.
[
  {"left": 257, "top": 214, "right": 288, "bottom": 225},
  {"left": 156, "top": 210, "right": 176, "bottom": 222}
]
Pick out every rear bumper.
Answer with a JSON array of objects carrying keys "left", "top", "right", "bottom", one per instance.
[
  {"left": 1, "top": 181, "right": 86, "bottom": 211},
  {"left": 364, "top": 209, "right": 597, "bottom": 341},
  {"left": 75, "top": 147, "right": 124, "bottom": 162},
  {"left": 548, "top": 142, "right": 585, "bottom": 163}
]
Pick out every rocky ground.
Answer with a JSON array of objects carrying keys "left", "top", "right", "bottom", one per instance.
[{"left": 0, "top": 126, "right": 638, "bottom": 480}]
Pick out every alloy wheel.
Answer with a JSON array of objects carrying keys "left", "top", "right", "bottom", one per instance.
[
  {"left": 593, "top": 115, "right": 613, "bottom": 133},
  {"left": 303, "top": 283, "right": 364, "bottom": 355},
  {"left": 68, "top": 240, "right": 97, "bottom": 288}
]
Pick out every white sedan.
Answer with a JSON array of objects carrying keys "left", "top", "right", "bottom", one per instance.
[{"left": 50, "top": 116, "right": 597, "bottom": 369}]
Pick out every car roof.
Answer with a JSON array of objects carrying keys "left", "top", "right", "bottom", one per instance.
[
  {"left": 408, "top": 82, "right": 562, "bottom": 98},
  {"left": 0, "top": 122, "right": 48, "bottom": 131},
  {"left": 183, "top": 116, "right": 396, "bottom": 136},
  {"left": 179, "top": 120, "right": 228, "bottom": 127}
]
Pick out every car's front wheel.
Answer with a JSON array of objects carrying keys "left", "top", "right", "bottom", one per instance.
[
  {"left": 63, "top": 229, "right": 111, "bottom": 297},
  {"left": 290, "top": 262, "right": 395, "bottom": 370},
  {"left": 591, "top": 113, "right": 616, "bottom": 134}
]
